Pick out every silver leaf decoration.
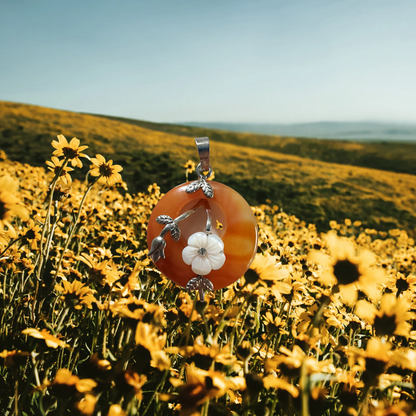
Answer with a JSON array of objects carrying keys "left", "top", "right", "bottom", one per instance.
[
  {"left": 186, "top": 180, "right": 202, "bottom": 194},
  {"left": 156, "top": 215, "right": 173, "bottom": 225},
  {"left": 186, "top": 275, "right": 214, "bottom": 292},
  {"left": 200, "top": 277, "right": 214, "bottom": 291},
  {"left": 201, "top": 181, "right": 214, "bottom": 198},
  {"left": 170, "top": 224, "right": 181, "bottom": 242},
  {"left": 186, "top": 276, "right": 201, "bottom": 291}
]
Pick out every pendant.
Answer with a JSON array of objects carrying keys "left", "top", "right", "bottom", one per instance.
[{"left": 147, "top": 137, "right": 258, "bottom": 300}]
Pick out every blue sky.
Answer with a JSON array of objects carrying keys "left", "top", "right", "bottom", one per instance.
[{"left": 1, "top": 0, "right": 415, "bottom": 123}]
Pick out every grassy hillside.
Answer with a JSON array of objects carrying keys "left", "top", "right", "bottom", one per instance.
[
  {"left": 93, "top": 113, "right": 416, "bottom": 176},
  {"left": 2, "top": 100, "right": 416, "bottom": 234}
]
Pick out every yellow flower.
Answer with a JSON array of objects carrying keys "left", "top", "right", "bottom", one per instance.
[
  {"left": 165, "top": 334, "right": 236, "bottom": 369},
  {"left": 107, "top": 405, "right": 127, "bottom": 416},
  {"left": 123, "top": 370, "right": 147, "bottom": 400},
  {"left": 263, "top": 374, "right": 299, "bottom": 397},
  {"left": 22, "top": 328, "right": 69, "bottom": 349},
  {"left": 89, "top": 154, "right": 123, "bottom": 186},
  {"left": 243, "top": 254, "right": 292, "bottom": 298},
  {"left": 110, "top": 297, "right": 166, "bottom": 326},
  {"left": 46, "top": 368, "right": 97, "bottom": 399},
  {"left": 135, "top": 322, "right": 170, "bottom": 371},
  {"left": 55, "top": 280, "right": 97, "bottom": 310},
  {"left": 265, "top": 345, "right": 335, "bottom": 377},
  {"left": 21, "top": 220, "right": 41, "bottom": 250},
  {"left": 76, "top": 394, "right": 97, "bottom": 416},
  {"left": 244, "top": 254, "right": 287, "bottom": 283},
  {"left": 346, "top": 337, "right": 392, "bottom": 379},
  {"left": 0, "top": 349, "right": 30, "bottom": 367},
  {"left": 388, "top": 272, "right": 416, "bottom": 297},
  {"left": 355, "top": 293, "right": 414, "bottom": 337},
  {"left": 52, "top": 134, "right": 89, "bottom": 168},
  {"left": 309, "top": 231, "right": 386, "bottom": 304},
  {"left": 170, "top": 363, "right": 244, "bottom": 412},
  {"left": 77, "top": 253, "right": 121, "bottom": 286},
  {"left": 183, "top": 159, "right": 196, "bottom": 175},
  {"left": 45, "top": 156, "right": 74, "bottom": 185},
  {"left": 0, "top": 175, "right": 29, "bottom": 235}
]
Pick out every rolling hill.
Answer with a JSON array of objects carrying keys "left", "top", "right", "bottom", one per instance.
[
  {"left": 1, "top": 100, "right": 416, "bottom": 235},
  {"left": 91, "top": 113, "right": 416, "bottom": 176}
]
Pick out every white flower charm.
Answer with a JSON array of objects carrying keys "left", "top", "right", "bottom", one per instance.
[{"left": 182, "top": 232, "right": 226, "bottom": 276}]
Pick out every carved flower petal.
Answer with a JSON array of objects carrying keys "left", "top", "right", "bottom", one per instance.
[
  {"left": 182, "top": 246, "right": 199, "bottom": 265},
  {"left": 192, "top": 256, "right": 212, "bottom": 276},
  {"left": 207, "top": 252, "right": 226, "bottom": 270},
  {"left": 205, "top": 234, "right": 224, "bottom": 254},
  {"left": 188, "top": 232, "right": 208, "bottom": 249}
]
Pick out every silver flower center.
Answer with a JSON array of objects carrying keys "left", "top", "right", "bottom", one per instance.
[{"left": 198, "top": 247, "right": 207, "bottom": 256}]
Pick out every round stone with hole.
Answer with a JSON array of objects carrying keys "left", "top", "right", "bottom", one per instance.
[{"left": 147, "top": 181, "right": 258, "bottom": 290}]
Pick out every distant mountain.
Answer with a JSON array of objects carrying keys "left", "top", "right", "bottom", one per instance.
[{"left": 184, "top": 121, "right": 416, "bottom": 142}]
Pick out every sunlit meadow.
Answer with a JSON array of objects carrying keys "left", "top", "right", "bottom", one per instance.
[{"left": 0, "top": 135, "right": 415, "bottom": 416}]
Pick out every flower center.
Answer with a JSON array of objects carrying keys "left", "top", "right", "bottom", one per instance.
[
  {"left": 99, "top": 164, "right": 114, "bottom": 177},
  {"left": 0, "top": 201, "right": 6, "bottom": 219},
  {"left": 198, "top": 248, "right": 207, "bottom": 256},
  {"left": 63, "top": 147, "right": 78, "bottom": 159},
  {"left": 333, "top": 259, "right": 360, "bottom": 285}
]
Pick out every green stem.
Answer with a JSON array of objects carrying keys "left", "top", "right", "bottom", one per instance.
[
  {"left": 142, "top": 370, "right": 169, "bottom": 416},
  {"left": 300, "top": 359, "right": 309, "bottom": 416},
  {"left": 55, "top": 307, "right": 70, "bottom": 334},
  {"left": 306, "top": 295, "right": 331, "bottom": 337},
  {"left": 38, "top": 158, "right": 69, "bottom": 272},
  {"left": 0, "top": 237, "right": 23, "bottom": 258},
  {"left": 45, "top": 176, "right": 100, "bottom": 299}
]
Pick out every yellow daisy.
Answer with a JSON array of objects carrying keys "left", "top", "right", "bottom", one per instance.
[
  {"left": 309, "top": 231, "right": 386, "bottom": 304},
  {"left": 52, "top": 134, "right": 89, "bottom": 168},
  {"left": 45, "top": 156, "right": 74, "bottom": 185},
  {"left": 0, "top": 175, "right": 29, "bottom": 235},
  {"left": 89, "top": 154, "right": 123, "bottom": 186},
  {"left": 355, "top": 293, "right": 414, "bottom": 337},
  {"left": 55, "top": 280, "right": 97, "bottom": 310},
  {"left": 22, "top": 328, "right": 69, "bottom": 349},
  {"left": 183, "top": 159, "right": 196, "bottom": 175}
]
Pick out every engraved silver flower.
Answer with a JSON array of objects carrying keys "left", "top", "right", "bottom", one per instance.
[{"left": 182, "top": 232, "right": 225, "bottom": 276}]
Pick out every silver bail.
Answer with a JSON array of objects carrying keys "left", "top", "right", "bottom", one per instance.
[{"left": 195, "top": 137, "right": 210, "bottom": 173}]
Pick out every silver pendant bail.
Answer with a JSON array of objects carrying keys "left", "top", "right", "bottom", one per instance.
[{"left": 195, "top": 137, "right": 210, "bottom": 173}]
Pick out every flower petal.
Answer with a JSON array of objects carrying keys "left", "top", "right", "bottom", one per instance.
[
  {"left": 206, "top": 234, "right": 224, "bottom": 254},
  {"left": 191, "top": 256, "right": 212, "bottom": 276},
  {"left": 207, "top": 252, "right": 226, "bottom": 270},
  {"left": 188, "top": 232, "right": 208, "bottom": 249},
  {"left": 182, "top": 246, "right": 198, "bottom": 265}
]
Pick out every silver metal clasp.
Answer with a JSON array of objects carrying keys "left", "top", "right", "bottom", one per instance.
[{"left": 195, "top": 137, "right": 210, "bottom": 173}]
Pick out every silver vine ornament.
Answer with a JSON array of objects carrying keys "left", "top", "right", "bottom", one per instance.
[
  {"left": 156, "top": 215, "right": 181, "bottom": 241},
  {"left": 148, "top": 209, "right": 197, "bottom": 263}
]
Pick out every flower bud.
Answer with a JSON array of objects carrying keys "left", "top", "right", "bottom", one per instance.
[{"left": 148, "top": 236, "right": 166, "bottom": 263}]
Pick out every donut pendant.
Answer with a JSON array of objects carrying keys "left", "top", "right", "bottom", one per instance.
[{"left": 147, "top": 137, "right": 258, "bottom": 300}]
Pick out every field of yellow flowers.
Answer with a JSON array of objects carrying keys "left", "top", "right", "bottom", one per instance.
[{"left": 0, "top": 135, "right": 416, "bottom": 416}]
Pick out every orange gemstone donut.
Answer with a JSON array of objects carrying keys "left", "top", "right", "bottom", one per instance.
[{"left": 147, "top": 181, "right": 258, "bottom": 290}]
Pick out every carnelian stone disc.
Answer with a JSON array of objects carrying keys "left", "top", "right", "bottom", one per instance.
[{"left": 147, "top": 181, "right": 258, "bottom": 290}]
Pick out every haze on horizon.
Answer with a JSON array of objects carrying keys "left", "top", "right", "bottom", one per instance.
[{"left": 1, "top": 0, "right": 415, "bottom": 125}]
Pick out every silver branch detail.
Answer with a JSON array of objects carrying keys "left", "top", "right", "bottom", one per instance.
[{"left": 149, "top": 208, "right": 198, "bottom": 263}]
